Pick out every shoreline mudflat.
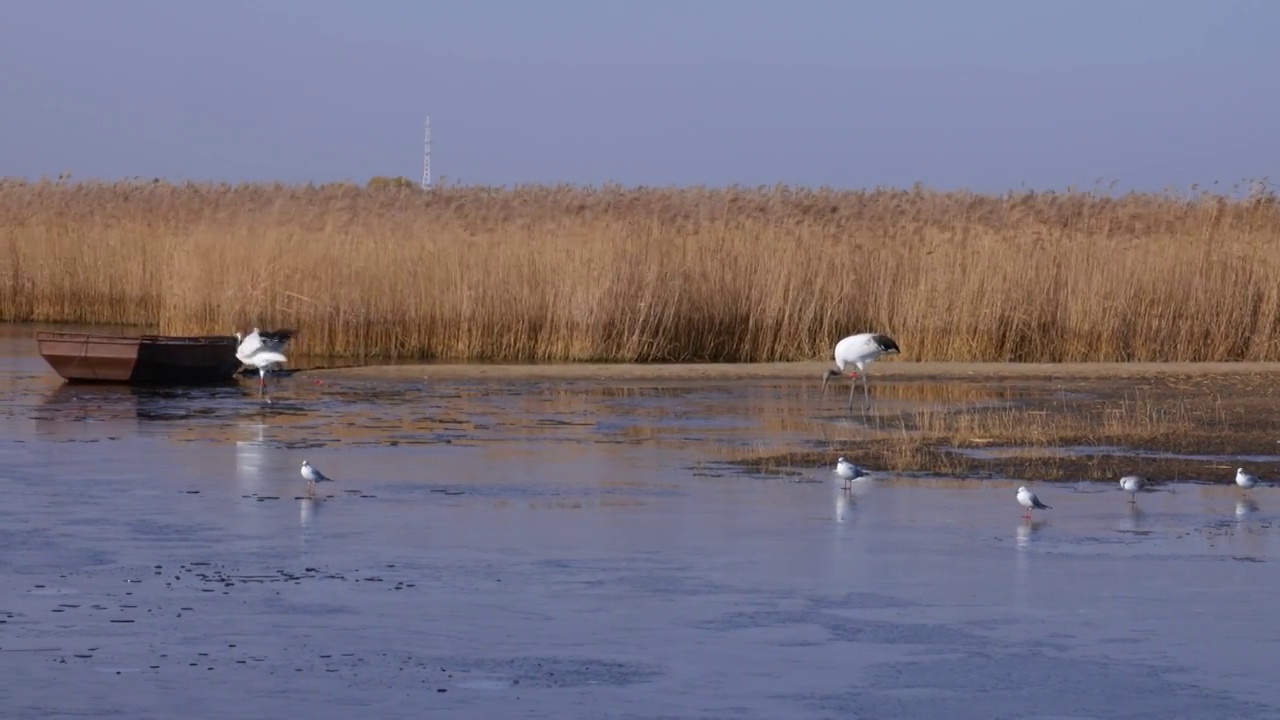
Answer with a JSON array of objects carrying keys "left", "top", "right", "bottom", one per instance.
[{"left": 313, "top": 360, "right": 1280, "bottom": 382}]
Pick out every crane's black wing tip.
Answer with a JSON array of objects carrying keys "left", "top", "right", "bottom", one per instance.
[
  {"left": 259, "top": 328, "right": 298, "bottom": 343},
  {"left": 236, "top": 367, "right": 300, "bottom": 377},
  {"left": 871, "top": 334, "right": 900, "bottom": 353}
]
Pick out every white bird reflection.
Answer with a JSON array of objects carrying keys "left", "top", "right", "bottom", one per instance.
[
  {"left": 1235, "top": 498, "right": 1260, "bottom": 521},
  {"left": 297, "top": 496, "right": 327, "bottom": 555},
  {"left": 833, "top": 485, "right": 853, "bottom": 525},
  {"left": 1013, "top": 519, "right": 1044, "bottom": 613},
  {"left": 300, "top": 496, "right": 324, "bottom": 528},
  {"left": 234, "top": 420, "right": 269, "bottom": 497},
  {"left": 1016, "top": 518, "right": 1045, "bottom": 552},
  {"left": 1118, "top": 504, "right": 1146, "bottom": 533}
]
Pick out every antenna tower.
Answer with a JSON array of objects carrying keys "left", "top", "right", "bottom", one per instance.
[{"left": 421, "top": 115, "right": 432, "bottom": 190}]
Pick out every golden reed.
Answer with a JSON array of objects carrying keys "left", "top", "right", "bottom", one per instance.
[{"left": 3, "top": 179, "right": 1279, "bottom": 362}]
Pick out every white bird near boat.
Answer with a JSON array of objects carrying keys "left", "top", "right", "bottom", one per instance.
[
  {"left": 234, "top": 327, "right": 295, "bottom": 397},
  {"left": 236, "top": 327, "right": 295, "bottom": 357},
  {"left": 1016, "top": 486, "right": 1051, "bottom": 519},
  {"left": 834, "top": 456, "right": 868, "bottom": 489},
  {"left": 821, "top": 333, "right": 901, "bottom": 408},
  {"left": 1236, "top": 467, "right": 1258, "bottom": 495},
  {"left": 301, "top": 460, "right": 335, "bottom": 497},
  {"left": 1119, "top": 475, "right": 1146, "bottom": 504}
]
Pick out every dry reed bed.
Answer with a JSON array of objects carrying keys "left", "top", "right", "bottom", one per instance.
[{"left": 3, "top": 179, "right": 1280, "bottom": 362}]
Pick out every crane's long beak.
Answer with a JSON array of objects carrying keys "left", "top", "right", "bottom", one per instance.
[{"left": 821, "top": 371, "right": 831, "bottom": 393}]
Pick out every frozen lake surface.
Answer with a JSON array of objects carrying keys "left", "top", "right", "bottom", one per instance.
[{"left": 1, "top": 328, "right": 1277, "bottom": 719}]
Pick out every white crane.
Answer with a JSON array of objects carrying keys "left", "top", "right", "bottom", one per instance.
[
  {"left": 1119, "top": 475, "right": 1146, "bottom": 504},
  {"left": 820, "top": 333, "right": 901, "bottom": 408},
  {"left": 234, "top": 327, "right": 295, "bottom": 398},
  {"left": 1016, "top": 486, "right": 1051, "bottom": 519}
]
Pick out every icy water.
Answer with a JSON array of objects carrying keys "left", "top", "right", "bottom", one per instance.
[{"left": 1, "top": 329, "right": 1278, "bottom": 719}]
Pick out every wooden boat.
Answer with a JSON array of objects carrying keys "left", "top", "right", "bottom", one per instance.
[{"left": 36, "top": 331, "right": 244, "bottom": 384}]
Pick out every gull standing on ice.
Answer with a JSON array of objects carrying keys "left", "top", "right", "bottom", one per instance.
[
  {"left": 1119, "top": 475, "right": 1146, "bottom": 504},
  {"left": 834, "top": 457, "right": 869, "bottom": 489},
  {"left": 1016, "top": 486, "right": 1052, "bottom": 519},
  {"left": 235, "top": 327, "right": 296, "bottom": 398},
  {"left": 301, "top": 460, "right": 335, "bottom": 498},
  {"left": 1236, "top": 467, "right": 1259, "bottom": 496},
  {"left": 821, "top": 333, "right": 901, "bottom": 409}
]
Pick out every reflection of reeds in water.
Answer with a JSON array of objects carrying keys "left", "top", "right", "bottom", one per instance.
[
  {"left": 874, "top": 392, "right": 1201, "bottom": 479},
  {"left": 893, "top": 391, "right": 1196, "bottom": 447},
  {"left": 824, "top": 379, "right": 1020, "bottom": 406},
  {"left": 575, "top": 385, "right": 706, "bottom": 399}
]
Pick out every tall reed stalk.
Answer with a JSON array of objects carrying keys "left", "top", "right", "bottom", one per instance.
[{"left": 3, "top": 179, "right": 1279, "bottom": 362}]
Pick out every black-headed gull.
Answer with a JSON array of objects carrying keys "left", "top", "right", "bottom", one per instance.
[
  {"left": 834, "top": 457, "right": 868, "bottom": 489},
  {"left": 1016, "top": 486, "right": 1051, "bottom": 519},
  {"left": 1119, "top": 475, "right": 1146, "bottom": 504},
  {"left": 301, "top": 460, "right": 335, "bottom": 498},
  {"left": 1236, "top": 468, "right": 1258, "bottom": 496}
]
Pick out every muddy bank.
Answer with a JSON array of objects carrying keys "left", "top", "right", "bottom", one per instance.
[
  {"left": 728, "top": 373, "right": 1280, "bottom": 484},
  {"left": 318, "top": 360, "right": 1280, "bottom": 382},
  {"left": 731, "top": 446, "right": 1276, "bottom": 485}
]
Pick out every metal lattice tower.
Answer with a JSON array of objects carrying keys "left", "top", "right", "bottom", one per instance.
[{"left": 421, "top": 115, "right": 432, "bottom": 190}]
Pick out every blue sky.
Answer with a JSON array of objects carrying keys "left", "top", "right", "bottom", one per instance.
[{"left": 2, "top": 1, "right": 1276, "bottom": 192}]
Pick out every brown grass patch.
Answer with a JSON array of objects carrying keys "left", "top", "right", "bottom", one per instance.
[
  {"left": 727, "top": 375, "right": 1280, "bottom": 483},
  {"left": 4, "top": 179, "right": 1280, "bottom": 363}
]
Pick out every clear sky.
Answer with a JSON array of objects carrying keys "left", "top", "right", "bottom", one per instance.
[{"left": 2, "top": 1, "right": 1276, "bottom": 192}]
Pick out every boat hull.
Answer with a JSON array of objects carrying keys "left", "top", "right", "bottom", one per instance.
[{"left": 36, "top": 331, "right": 243, "bottom": 384}]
